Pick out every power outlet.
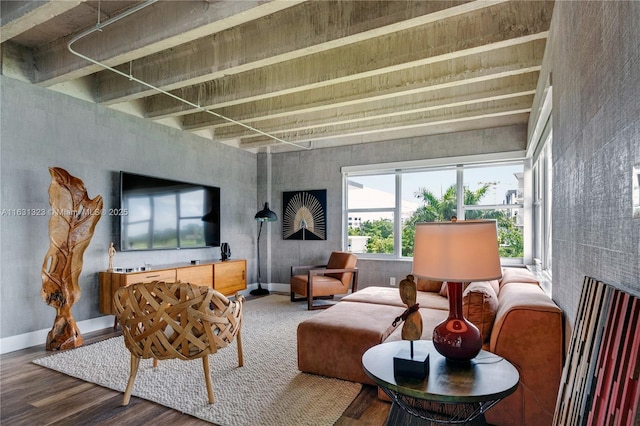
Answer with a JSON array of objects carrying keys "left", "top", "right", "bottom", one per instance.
[{"left": 390, "top": 277, "right": 396, "bottom": 287}]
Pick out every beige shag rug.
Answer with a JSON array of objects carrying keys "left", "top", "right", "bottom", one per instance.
[{"left": 33, "top": 294, "right": 361, "bottom": 425}]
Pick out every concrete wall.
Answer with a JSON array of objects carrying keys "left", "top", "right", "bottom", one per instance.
[
  {"left": 549, "top": 1, "right": 640, "bottom": 324},
  {"left": 0, "top": 76, "right": 257, "bottom": 344},
  {"left": 260, "top": 124, "right": 527, "bottom": 289}
]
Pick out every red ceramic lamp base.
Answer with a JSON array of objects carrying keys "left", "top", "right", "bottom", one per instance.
[{"left": 432, "top": 281, "right": 482, "bottom": 362}]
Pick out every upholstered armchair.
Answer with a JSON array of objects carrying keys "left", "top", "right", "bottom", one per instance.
[
  {"left": 290, "top": 251, "right": 359, "bottom": 310},
  {"left": 113, "top": 281, "right": 243, "bottom": 405}
]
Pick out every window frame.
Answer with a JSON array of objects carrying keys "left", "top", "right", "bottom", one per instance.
[{"left": 342, "top": 152, "right": 528, "bottom": 263}]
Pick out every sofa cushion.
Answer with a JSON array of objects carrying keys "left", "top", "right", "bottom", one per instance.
[
  {"left": 342, "top": 286, "right": 449, "bottom": 310},
  {"left": 416, "top": 277, "right": 443, "bottom": 292},
  {"left": 462, "top": 281, "right": 499, "bottom": 343},
  {"left": 297, "top": 301, "right": 405, "bottom": 384}
]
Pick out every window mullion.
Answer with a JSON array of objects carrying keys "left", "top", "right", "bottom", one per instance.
[{"left": 395, "top": 172, "right": 402, "bottom": 258}]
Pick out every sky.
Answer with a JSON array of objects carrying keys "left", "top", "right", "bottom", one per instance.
[{"left": 351, "top": 163, "right": 522, "bottom": 207}]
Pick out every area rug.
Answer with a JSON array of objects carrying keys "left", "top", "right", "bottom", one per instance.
[{"left": 33, "top": 294, "right": 361, "bottom": 425}]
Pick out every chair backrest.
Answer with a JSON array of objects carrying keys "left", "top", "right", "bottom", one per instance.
[
  {"left": 113, "top": 281, "right": 242, "bottom": 361},
  {"left": 325, "top": 251, "right": 358, "bottom": 287}
]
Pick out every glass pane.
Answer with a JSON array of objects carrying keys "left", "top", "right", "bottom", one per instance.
[
  {"left": 179, "top": 218, "right": 205, "bottom": 247},
  {"left": 124, "top": 222, "right": 150, "bottom": 250},
  {"left": 126, "top": 196, "right": 151, "bottom": 221},
  {"left": 465, "top": 208, "right": 524, "bottom": 258},
  {"left": 180, "top": 189, "right": 205, "bottom": 217},
  {"left": 152, "top": 194, "right": 177, "bottom": 248},
  {"left": 347, "top": 175, "right": 395, "bottom": 254},
  {"left": 463, "top": 164, "right": 523, "bottom": 207},
  {"left": 122, "top": 196, "right": 151, "bottom": 249},
  {"left": 400, "top": 168, "right": 456, "bottom": 257}
]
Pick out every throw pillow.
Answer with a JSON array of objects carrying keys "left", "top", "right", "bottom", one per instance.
[
  {"left": 416, "top": 277, "right": 443, "bottom": 292},
  {"left": 462, "top": 281, "right": 499, "bottom": 343}
]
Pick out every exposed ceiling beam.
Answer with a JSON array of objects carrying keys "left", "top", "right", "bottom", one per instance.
[
  {"left": 181, "top": 41, "right": 545, "bottom": 131},
  {"left": 209, "top": 80, "right": 537, "bottom": 140},
  {"left": 92, "top": 0, "right": 494, "bottom": 103},
  {"left": 142, "top": 22, "right": 549, "bottom": 120},
  {"left": 0, "top": 0, "right": 84, "bottom": 43},
  {"left": 30, "top": 0, "right": 305, "bottom": 86}
]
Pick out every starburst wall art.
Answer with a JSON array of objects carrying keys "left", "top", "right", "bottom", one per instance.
[{"left": 282, "top": 190, "right": 327, "bottom": 240}]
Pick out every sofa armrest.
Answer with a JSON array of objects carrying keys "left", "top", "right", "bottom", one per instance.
[{"left": 486, "top": 282, "right": 563, "bottom": 426}]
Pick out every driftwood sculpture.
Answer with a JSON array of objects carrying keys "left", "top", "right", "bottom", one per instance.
[
  {"left": 398, "top": 274, "right": 423, "bottom": 341},
  {"left": 41, "top": 167, "right": 103, "bottom": 350}
]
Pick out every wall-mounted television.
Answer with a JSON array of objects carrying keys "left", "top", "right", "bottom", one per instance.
[{"left": 119, "top": 172, "right": 220, "bottom": 251}]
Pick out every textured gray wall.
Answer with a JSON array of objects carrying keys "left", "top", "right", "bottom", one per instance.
[
  {"left": 261, "top": 125, "right": 527, "bottom": 288},
  {"left": 0, "top": 76, "right": 257, "bottom": 339},
  {"left": 549, "top": 1, "right": 640, "bottom": 324}
]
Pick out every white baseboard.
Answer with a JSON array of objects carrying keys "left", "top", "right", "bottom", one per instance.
[
  {"left": 0, "top": 316, "right": 114, "bottom": 355},
  {"left": 1, "top": 282, "right": 291, "bottom": 354}
]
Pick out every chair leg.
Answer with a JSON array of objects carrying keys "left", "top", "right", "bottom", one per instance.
[
  {"left": 202, "top": 356, "right": 215, "bottom": 404},
  {"left": 122, "top": 354, "right": 140, "bottom": 406},
  {"left": 236, "top": 329, "right": 244, "bottom": 367},
  {"left": 153, "top": 358, "right": 159, "bottom": 368}
]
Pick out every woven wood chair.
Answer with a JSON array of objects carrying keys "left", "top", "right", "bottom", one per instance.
[{"left": 113, "top": 281, "right": 244, "bottom": 405}]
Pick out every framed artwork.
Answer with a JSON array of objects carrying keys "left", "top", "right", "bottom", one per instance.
[{"left": 282, "top": 189, "right": 327, "bottom": 240}]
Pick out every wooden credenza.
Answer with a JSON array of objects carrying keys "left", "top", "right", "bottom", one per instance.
[{"left": 98, "top": 259, "right": 247, "bottom": 315}]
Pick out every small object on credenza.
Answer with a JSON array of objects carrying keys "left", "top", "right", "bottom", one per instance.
[
  {"left": 108, "top": 242, "right": 116, "bottom": 272},
  {"left": 221, "top": 243, "right": 231, "bottom": 261},
  {"left": 191, "top": 260, "right": 200, "bottom": 265}
]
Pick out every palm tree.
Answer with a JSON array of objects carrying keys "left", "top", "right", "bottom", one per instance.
[{"left": 402, "top": 183, "right": 498, "bottom": 256}]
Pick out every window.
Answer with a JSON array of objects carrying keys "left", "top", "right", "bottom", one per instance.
[
  {"left": 346, "top": 174, "right": 396, "bottom": 255},
  {"left": 344, "top": 156, "right": 525, "bottom": 261},
  {"left": 533, "top": 137, "right": 552, "bottom": 275},
  {"left": 462, "top": 164, "right": 524, "bottom": 260}
]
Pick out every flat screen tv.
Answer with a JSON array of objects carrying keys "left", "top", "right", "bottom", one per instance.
[{"left": 119, "top": 172, "right": 220, "bottom": 251}]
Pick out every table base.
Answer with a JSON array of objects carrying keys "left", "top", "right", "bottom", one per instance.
[{"left": 383, "top": 388, "right": 501, "bottom": 425}]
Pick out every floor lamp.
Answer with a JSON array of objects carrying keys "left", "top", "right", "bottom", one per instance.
[{"left": 251, "top": 202, "right": 278, "bottom": 296}]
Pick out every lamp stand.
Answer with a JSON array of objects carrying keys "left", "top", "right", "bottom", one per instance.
[
  {"left": 432, "top": 281, "right": 482, "bottom": 362},
  {"left": 250, "top": 221, "right": 269, "bottom": 296}
]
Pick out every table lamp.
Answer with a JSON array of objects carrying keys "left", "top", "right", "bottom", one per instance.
[
  {"left": 251, "top": 202, "right": 278, "bottom": 296},
  {"left": 412, "top": 220, "right": 502, "bottom": 362}
]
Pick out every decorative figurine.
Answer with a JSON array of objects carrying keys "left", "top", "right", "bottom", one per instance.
[
  {"left": 108, "top": 242, "right": 116, "bottom": 271},
  {"left": 392, "top": 274, "right": 429, "bottom": 378}
]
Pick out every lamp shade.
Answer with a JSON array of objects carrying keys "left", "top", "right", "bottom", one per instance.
[
  {"left": 412, "top": 220, "right": 502, "bottom": 282},
  {"left": 255, "top": 202, "right": 278, "bottom": 222}
]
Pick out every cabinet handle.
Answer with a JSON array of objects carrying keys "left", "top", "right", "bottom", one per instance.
[
  {"left": 145, "top": 274, "right": 161, "bottom": 278},
  {"left": 242, "top": 270, "right": 245, "bottom": 280}
]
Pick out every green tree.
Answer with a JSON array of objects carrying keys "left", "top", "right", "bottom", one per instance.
[
  {"left": 351, "top": 183, "right": 524, "bottom": 258},
  {"left": 497, "top": 216, "right": 524, "bottom": 257},
  {"left": 402, "top": 183, "right": 514, "bottom": 257},
  {"left": 349, "top": 218, "right": 394, "bottom": 254}
]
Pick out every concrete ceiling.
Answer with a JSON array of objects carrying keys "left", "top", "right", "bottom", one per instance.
[{"left": 0, "top": 0, "right": 553, "bottom": 153}]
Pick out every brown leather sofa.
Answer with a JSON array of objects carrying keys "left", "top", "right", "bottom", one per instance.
[{"left": 297, "top": 267, "right": 563, "bottom": 426}]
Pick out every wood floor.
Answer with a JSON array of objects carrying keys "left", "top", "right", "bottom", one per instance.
[{"left": 1, "top": 299, "right": 391, "bottom": 425}]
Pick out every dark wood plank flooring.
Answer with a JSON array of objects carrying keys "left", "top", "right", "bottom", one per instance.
[{"left": 1, "top": 296, "right": 390, "bottom": 426}]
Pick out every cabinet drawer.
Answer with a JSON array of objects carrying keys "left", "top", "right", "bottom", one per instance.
[
  {"left": 176, "top": 264, "right": 213, "bottom": 287},
  {"left": 123, "top": 269, "right": 176, "bottom": 285}
]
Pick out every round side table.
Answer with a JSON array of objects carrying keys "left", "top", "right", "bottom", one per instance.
[{"left": 362, "top": 340, "right": 519, "bottom": 425}]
